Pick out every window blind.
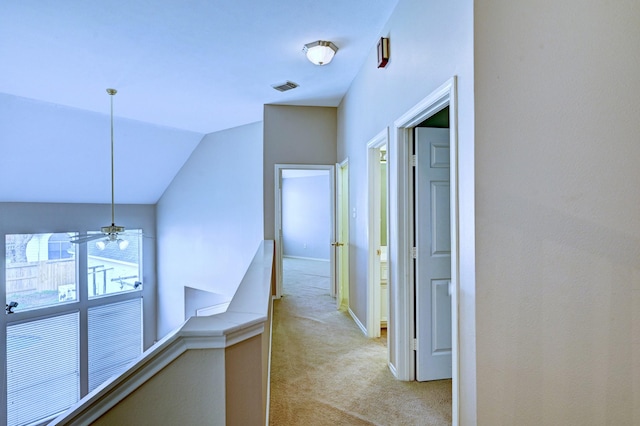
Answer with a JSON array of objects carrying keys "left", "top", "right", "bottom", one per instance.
[
  {"left": 6, "top": 313, "right": 80, "bottom": 426},
  {"left": 88, "top": 298, "right": 142, "bottom": 392}
]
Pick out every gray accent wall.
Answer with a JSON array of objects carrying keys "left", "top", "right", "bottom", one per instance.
[
  {"left": 156, "top": 122, "right": 263, "bottom": 337},
  {"left": 263, "top": 105, "right": 337, "bottom": 241}
]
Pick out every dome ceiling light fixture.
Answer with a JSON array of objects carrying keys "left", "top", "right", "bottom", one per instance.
[{"left": 303, "top": 40, "right": 338, "bottom": 66}]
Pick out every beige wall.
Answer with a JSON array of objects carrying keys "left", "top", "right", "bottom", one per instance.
[
  {"left": 475, "top": 1, "right": 640, "bottom": 424},
  {"left": 225, "top": 335, "right": 264, "bottom": 425},
  {"left": 96, "top": 335, "right": 268, "bottom": 426},
  {"left": 94, "top": 350, "right": 226, "bottom": 425},
  {"left": 263, "top": 105, "right": 337, "bottom": 240}
]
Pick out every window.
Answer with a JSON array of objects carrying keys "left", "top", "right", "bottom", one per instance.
[
  {"left": 87, "top": 230, "right": 142, "bottom": 298},
  {"left": 47, "top": 234, "right": 73, "bottom": 260},
  {"left": 88, "top": 299, "right": 142, "bottom": 392},
  {"left": 4, "top": 231, "right": 145, "bottom": 425},
  {"left": 5, "top": 233, "right": 77, "bottom": 311},
  {"left": 7, "top": 313, "right": 79, "bottom": 426}
]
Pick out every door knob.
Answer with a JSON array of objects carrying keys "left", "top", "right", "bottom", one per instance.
[{"left": 331, "top": 242, "right": 344, "bottom": 247}]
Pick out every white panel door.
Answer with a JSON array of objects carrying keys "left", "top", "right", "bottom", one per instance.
[{"left": 415, "top": 127, "right": 452, "bottom": 381}]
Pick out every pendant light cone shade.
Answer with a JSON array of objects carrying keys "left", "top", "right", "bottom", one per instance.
[{"left": 303, "top": 40, "right": 338, "bottom": 65}]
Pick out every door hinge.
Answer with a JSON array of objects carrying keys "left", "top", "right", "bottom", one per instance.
[
  {"left": 411, "top": 247, "right": 417, "bottom": 259},
  {"left": 410, "top": 155, "right": 417, "bottom": 167},
  {"left": 411, "top": 338, "right": 418, "bottom": 351}
]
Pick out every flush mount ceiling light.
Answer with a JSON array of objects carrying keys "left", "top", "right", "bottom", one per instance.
[{"left": 303, "top": 40, "right": 338, "bottom": 65}]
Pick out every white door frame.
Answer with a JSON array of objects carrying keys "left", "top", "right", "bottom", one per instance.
[
  {"left": 336, "top": 159, "right": 349, "bottom": 310},
  {"left": 391, "top": 77, "right": 460, "bottom": 424},
  {"left": 366, "top": 128, "right": 389, "bottom": 338},
  {"left": 274, "top": 164, "right": 336, "bottom": 299}
]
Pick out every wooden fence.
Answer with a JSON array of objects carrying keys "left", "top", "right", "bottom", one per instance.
[{"left": 6, "top": 260, "right": 75, "bottom": 294}]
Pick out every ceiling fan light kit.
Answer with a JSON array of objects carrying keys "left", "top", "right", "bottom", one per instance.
[{"left": 70, "top": 88, "right": 130, "bottom": 250}]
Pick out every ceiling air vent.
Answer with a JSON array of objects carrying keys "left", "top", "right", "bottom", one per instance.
[{"left": 271, "top": 81, "right": 299, "bottom": 92}]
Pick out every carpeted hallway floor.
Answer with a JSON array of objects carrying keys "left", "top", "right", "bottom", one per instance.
[{"left": 269, "top": 258, "right": 452, "bottom": 425}]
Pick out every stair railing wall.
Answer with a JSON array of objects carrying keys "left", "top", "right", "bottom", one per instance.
[{"left": 50, "top": 240, "right": 275, "bottom": 426}]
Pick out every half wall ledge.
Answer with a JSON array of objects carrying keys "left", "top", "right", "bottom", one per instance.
[{"left": 50, "top": 240, "right": 275, "bottom": 426}]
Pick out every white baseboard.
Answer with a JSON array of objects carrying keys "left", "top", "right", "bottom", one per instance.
[
  {"left": 388, "top": 361, "right": 398, "bottom": 378},
  {"left": 348, "top": 307, "right": 368, "bottom": 336},
  {"left": 283, "top": 255, "right": 329, "bottom": 262}
]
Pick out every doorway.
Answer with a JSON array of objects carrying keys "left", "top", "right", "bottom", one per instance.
[
  {"left": 367, "top": 129, "right": 389, "bottom": 339},
  {"left": 336, "top": 160, "right": 349, "bottom": 310},
  {"left": 274, "top": 164, "right": 336, "bottom": 300},
  {"left": 391, "top": 77, "right": 460, "bottom": 423}
]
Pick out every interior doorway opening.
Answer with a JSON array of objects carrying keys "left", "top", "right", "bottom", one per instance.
[
  {"left": 367, "top": 129, "right": 390, "bottom": 340},
  {"left": 391, "top": 77, "right": 460, "bottom": 424},
  {"left": 274, "top": 164, "right": 336, "bottom": 300}
]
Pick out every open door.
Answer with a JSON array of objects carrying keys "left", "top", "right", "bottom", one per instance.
[
  {"left": 393, "top": 77, "right": 459, "bottom": 423},
  {"left": 415, "top": 127, "right": 452, "bottom": 381}
]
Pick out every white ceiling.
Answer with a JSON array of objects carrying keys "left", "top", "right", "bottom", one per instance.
[
  {"left": 0, "top": 0, "right": 399, "bottom": 134},
  {"left": 0, "top": 0, "right": 399, "bottom": 204}
]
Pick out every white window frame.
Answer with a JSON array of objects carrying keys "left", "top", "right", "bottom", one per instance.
[{"left": 2, "top": 232, "right": 148, "bottom": 425}]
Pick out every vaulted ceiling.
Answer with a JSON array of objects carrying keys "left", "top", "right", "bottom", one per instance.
[{"left": 0, "top": 0, "right": 399, "bottom": 204}]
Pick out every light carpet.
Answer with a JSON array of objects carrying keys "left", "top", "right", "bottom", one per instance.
[{"left": 269, "top": 258, "right": 451, "bottom": 425}]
